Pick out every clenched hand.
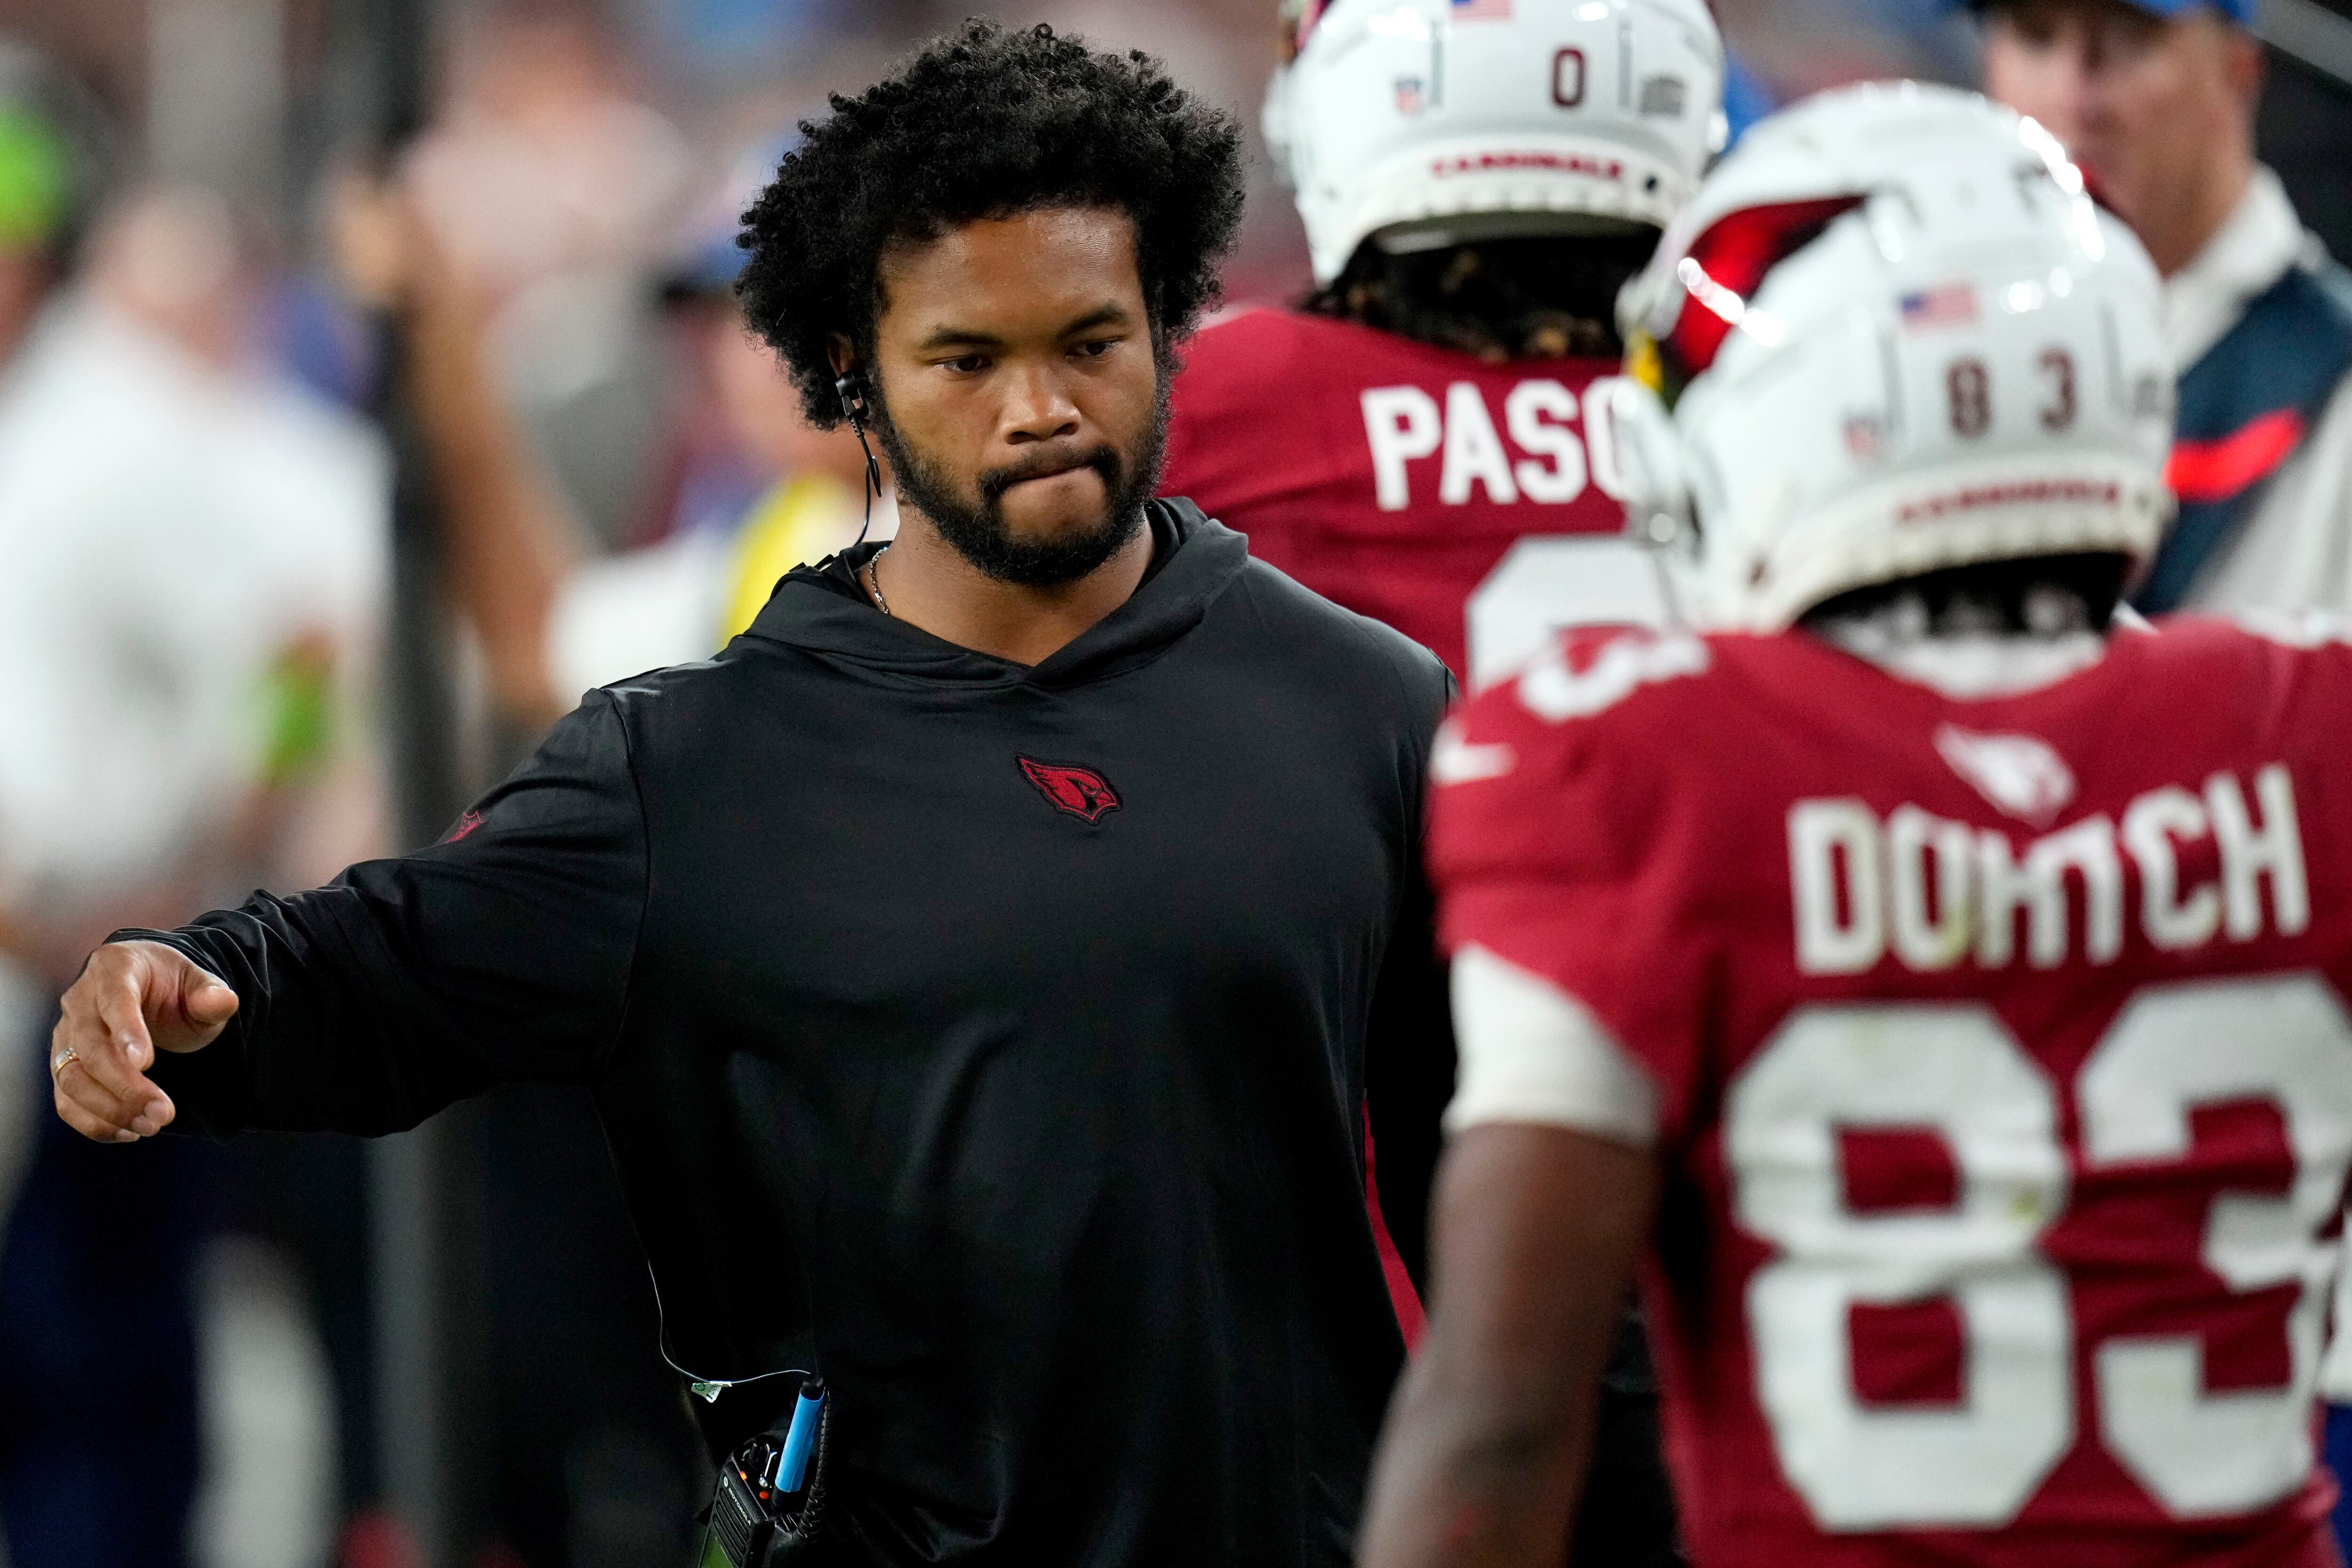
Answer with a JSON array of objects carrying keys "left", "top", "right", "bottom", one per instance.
[{"left": 51, "top": 940, "right": 238, "bottom": 1142}]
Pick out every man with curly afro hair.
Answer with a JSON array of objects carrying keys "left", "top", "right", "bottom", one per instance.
[
  {"left": 51, "top": 20, "right": 1461, "bottom": 1568},
  {"left": 736, "top": 19, "right": 1245, "bottom": 631}
]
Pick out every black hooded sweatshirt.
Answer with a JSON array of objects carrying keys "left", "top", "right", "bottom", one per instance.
[{"left": 138, "top": 501, "right": 1456, "bottom": 1568}]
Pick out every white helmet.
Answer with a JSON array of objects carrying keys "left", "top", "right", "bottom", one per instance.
[
  {"left": 1611, "top": 81, "right": 2174, "bottom": 632},
  {"left": 1268, "top": 0, "right": 1725, "bottom": 286}
]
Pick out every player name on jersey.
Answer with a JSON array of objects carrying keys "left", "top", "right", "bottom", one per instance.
[
  {"left": 1358, "top": 376, "right": 1628, "bottom": 511},
  {"left": 1790, "top": 764, "right": 2310, "bottom": 977},
  {"left": 1160, "top": 309, "right": 1649, "bottom": 683}
]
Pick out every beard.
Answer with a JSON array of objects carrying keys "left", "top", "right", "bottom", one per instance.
[{"left": 872, "top": 376, "right": 1171, "bottom": 588}]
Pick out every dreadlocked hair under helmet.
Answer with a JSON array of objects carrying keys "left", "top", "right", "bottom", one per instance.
[{"left": 1302, "top": 229, "right": 1657, "bottom": 362}]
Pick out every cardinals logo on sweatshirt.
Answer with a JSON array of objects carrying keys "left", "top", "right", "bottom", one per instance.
[{"left": 1018, "top": 758, "right": 1121, "bottom": 824}]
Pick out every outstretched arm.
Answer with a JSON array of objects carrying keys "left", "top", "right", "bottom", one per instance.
[
  {"left": 49, "top": 693, "right": 646, "bottom": 1142},
  {"left": 1357, "top": 1122, "right": 1658, "bottom": 1568}
]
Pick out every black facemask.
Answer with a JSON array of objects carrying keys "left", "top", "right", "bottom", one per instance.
[{"left": 870, "top": 373, "right": 1172, "bottom": 589}]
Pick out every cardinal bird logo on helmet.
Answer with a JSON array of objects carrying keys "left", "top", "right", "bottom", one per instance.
[{"left": 1018, "top": 758, "right": 1122, "bottom": 824}]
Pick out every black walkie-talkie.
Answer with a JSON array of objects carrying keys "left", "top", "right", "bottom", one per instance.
[{"left": 699, "top": 1377, "right": 830, "bottom": 1567}]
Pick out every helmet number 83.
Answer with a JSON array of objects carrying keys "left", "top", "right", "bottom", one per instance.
[
  {"left": 1727, "top": 974, "right": 2352, "bottom": 1530},
  {"left": 1943, "top": 349, "right": 2078, "bottom": 438}
]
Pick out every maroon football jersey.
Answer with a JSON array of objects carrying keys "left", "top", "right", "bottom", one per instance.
[
  {"left": 1430, "top": 616, "right": 2352, "bottom": 1567},
  {"left": 1162, "top": 307, "right": 1657, "bottom": 687}
]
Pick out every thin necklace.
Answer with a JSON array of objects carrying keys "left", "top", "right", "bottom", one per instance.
[{"left": 864, "top": 543, "right": 892, "bottom": 617}]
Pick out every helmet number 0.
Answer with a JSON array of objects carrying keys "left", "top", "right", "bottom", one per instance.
[
  {"left": 1946, "top": 358, "right": 1991, "bottom": 438},
  {"left": 1553, "top": 48, "right": 1586, "bottom": 108},
  {"left": 1728, "top": 975, "right": 2352, "bottom": 1531}
]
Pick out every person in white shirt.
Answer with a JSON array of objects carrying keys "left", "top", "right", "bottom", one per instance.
[
  {"left": 0, "top": 204, "right": 388, "bottom": 983},
  {"left": 1979, "top": 0, "right": 2352, "bottom": 615}
]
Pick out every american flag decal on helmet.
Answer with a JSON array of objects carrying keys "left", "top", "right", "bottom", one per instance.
[{"left": 1899, "top": 282, "right": 1978, "bottom": 332}]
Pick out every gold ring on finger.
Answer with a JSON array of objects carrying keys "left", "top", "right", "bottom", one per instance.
[{"left": 48, "top": 1045, "right": 78, "bottom": 1081}]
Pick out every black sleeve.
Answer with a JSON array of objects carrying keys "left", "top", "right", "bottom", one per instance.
[
  {"left": 139, "top": 693, "right": 649, "bottom": 1138},
  {"left": 1364, "top": 659, "right": 1457, "bottom": 1297}
]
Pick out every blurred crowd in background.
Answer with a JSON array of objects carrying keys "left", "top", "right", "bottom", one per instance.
[{"left": 0, "top": 0, "right": 2344, "bottom": 1567}]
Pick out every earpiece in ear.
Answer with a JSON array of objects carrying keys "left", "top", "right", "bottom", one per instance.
[
  {"left": 834, "top": 373, "right": 868, "bottom": 428},
  {"left": 833, "top": 369, "right": 884, "bottom": 549}
]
